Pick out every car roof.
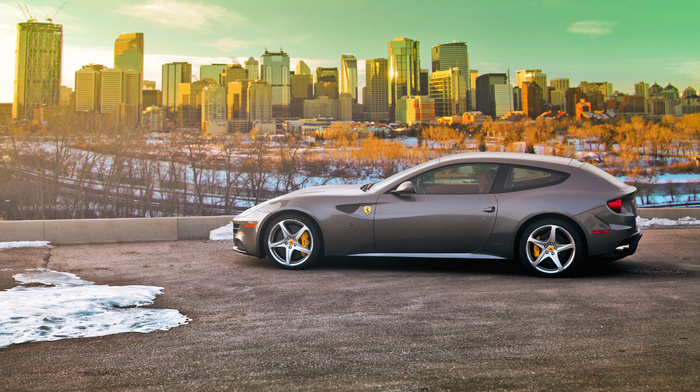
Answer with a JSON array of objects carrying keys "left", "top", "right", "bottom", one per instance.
[{"left": 438, "top": 152, "right": 577, "bottom": 167}]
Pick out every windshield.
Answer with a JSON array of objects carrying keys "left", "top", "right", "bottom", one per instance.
[{"left": 369, "top": 158, "right": 439, "bottom": 191}]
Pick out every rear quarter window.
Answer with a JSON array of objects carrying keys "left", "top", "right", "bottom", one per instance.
[
  {"left": 579, "top": 162, "right": 629, "bottom": 189},
  {"left": 501, "top": 166, "right": 569, "bottom": 192}
]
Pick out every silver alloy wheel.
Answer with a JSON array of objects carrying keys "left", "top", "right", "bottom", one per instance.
[
  {"left": 267, "top": 218, "right": 313, "bottom": 267},
  {"left": 525, "top": 224, "right": 577, "bottom": 274}
]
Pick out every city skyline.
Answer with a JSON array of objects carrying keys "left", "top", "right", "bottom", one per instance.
[{"left": 1, "top": 0, "right": 698, "bottom": 103}]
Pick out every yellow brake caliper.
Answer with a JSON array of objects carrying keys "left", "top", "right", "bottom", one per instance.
[
  {"left": 533, "top": 235, "right": 541, "bottom": 258},
  {"left": 300, "top": 232, "right": 310, "bottom": 257}
]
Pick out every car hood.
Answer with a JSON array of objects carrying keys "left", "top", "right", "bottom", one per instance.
[{"left": 280, "top": 184, "right": 365, "bottom": 199}]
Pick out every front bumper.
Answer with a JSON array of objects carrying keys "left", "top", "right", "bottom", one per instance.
[
  {"left": 231, "top": 211, "right": 269, "bottom": 258},
  {"left": 232, "top": 222, "right": 247, "bottom": 254}
]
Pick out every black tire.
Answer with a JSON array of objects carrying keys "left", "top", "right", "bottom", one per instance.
[
  {"left": 518, "top": 218, "right": 583, "bottom": 277},
  {"left": 263, "top": 214, "right": 322, "bottom": 269}
]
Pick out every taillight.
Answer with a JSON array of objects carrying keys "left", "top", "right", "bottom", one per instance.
[{"left": 607, "top": 199, "right": 622, "bottom": 213}]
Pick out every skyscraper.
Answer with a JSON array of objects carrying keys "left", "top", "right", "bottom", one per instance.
[
  {"left": 220, "top": 64, "right": 248, "bottom": 86},
  {"left": 550, "top": 78, "right": 570, "bottom": 92},
  {"left": 260, "top": 49, "right": 291, "bottom": 117},
  {"left": 565, "top": 88, "right": 588, "bottom": 116},
  {"left": 227, "top": 80, "right": 250, "bottom": 120},
  {"left": 470, "top": 70, "right": 479, "bottom": 110},
  {"left": 475, "top": 73, "right": 513, "bottom": 119},
  {"left": 245, "top": 57, "right": 259, "bottom": 80},
  {"left": 519, "top": 71, "right": 548, "bottom": 104},
  {"left": 177, "top": 80, "right": 213, "bottom": 127},
  {"left": 516, "top": 69, "right": 543, "bottom": 89},
  {"left": 429, "top": 68, "right": 467, "bottom": 117},
  {"left": 549, "top": 78, "right": 569, "bottom": 109},
  {"left": 290, "top": 73, "right": 313, "bottom": 118},
  {"left": 364, "top": 58, "right": 390, "bottom": 122},
  {"left": 432, "top": 42, "right": 469, "bottom": 75},
  {"left": 123, "top": 70, "right": 140, "bottom": 107},
  {"left": 59, "top": 86, "right": 72, "bottom": 107},
  {"left": 340, "top": 55, "right": 358, "bottom": 101},
  {"left": 200, "top": 64, "right": 228, "bottom": 82},
  {"left": 100, "top": 68, "right": 124, "bottom": 116},
  {"left": 162, "top": 62, "right": 192, "bottom": 110},
  {"left": 13, "top": 20, "right": 63, "bottom": 120},
  {"left": 315, "top": 67, "right": 339, "bottom": 99},
  {"left": 114, "top": 33, "right": 143, "bottom": 73},
  {"left": 75, "top": 64, "right": 104, "bottom": 112},
  {"left": 432, "top": 42, "right": 469, "bottom": 110},
  {"left": 522, "top": 81, "right": 544, "bottom": 119},
  {"left": 201, "top": 84, "right": 227, "bottom": 134},
  {"left": 635, "top": 82, "right": 650, "bottom": 98},
  {"left": 296, "top": 60, "right": 310, "bottom": 75},
  {"left": 579, "top": 81, "right": 613, "bottom": 110},
  {"left": 388, "top": 38, "right": 421, "bottom": 107},
  {"left": 248, "top": 80, "right": 273, "bottom": 121},
  {"left": 114, "top": 33, "right": 143, "bottom": 118}
]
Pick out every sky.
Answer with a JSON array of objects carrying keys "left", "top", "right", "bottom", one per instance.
[{"left": 0, "top": 0, "right": 698, "bottom": 103}]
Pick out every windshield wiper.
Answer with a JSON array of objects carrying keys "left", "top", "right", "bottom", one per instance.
[{"left": 361, "top": 182, "right": 375, "bottom": 192}]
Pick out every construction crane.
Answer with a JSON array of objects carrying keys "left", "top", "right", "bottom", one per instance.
[
  {"left": 17, "top": 2, "right": 36, "bottom": 22},
  {"left": 47, "top": 2, "right": 67, "bottom": 23}
]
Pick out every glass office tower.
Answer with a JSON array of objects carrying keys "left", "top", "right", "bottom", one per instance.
[
  {"left": 340, "top": 54, "right": 358, "bottom": 101},
  {"left": 260, "top": 49, "right": 291, "bottom": 118},
  {"left": 388, "top": 38, "right": 421, "bottom": 107},
  {"left": 13, "top": 21, "right": 63, "bottom": 120}
]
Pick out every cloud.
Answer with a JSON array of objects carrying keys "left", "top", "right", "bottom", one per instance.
[
  {"left": 567, "top": 20, "right": 614, "bottom": 38},
  {"left": 113, "top": 0, "right": 247, "bottom": 31},
  {"left": 674, "top": 60, "right": 700, "bottom": 82},
  {"left": 203, "top": 37, "right": 258, "bottom": 52}
]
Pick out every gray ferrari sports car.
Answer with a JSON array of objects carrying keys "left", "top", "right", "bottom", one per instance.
[{"left": 232, "top": 152, "right": 642, "bottom": 277}]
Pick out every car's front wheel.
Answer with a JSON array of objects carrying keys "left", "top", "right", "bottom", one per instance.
[
  {"left": 264, "top": 214, "right": 322, "bottom": 269},
  {"left": 519, "top": 219, "right": 582, "bottom": 277}
]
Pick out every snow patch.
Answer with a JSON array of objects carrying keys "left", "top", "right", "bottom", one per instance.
[
  {"left": 0, "top": 269, "right": 189, "bottom": 349},
  {"left": 636, "top": 216, "right": 700, "bottom": 227},
  {"left": 209, "top": 221, "right": 234, "bottom": 241},
  {"left": 0, "top": 241, "right": 52, "bottom": 250}
]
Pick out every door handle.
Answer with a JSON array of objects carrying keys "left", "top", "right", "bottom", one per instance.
[{"left": 483, "top": 206, "right": 496, "bottom": 213}]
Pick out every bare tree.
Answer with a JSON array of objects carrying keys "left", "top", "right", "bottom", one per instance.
[
  {"left": 171, "top": 134, "right": 221, "bottom": 215},
  {"left": 242, "top": 133, "right": 272, "bottom": 204}
]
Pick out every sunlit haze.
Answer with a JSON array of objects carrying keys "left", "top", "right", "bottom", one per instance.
[{"left": 0, "top": 0, "right": 698, "bottom": 102}]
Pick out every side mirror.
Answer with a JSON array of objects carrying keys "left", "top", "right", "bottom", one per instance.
[{"left": 391, "top": 181, "right": 415, "bottom": 195}]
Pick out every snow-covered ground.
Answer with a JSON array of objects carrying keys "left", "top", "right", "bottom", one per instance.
[
  {"left": 0, "top": 241, "right": 52, "bottom": 250},
  {"left": 0, "top": 267, "right": 189, "bottom": 349},
  {"left": 636, "top": 216, "right": 700, "bottom": 227},
  {"left": 210, "top": 222, "right": 234, "bottom": 241}
]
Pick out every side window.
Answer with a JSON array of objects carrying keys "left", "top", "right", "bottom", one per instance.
[
  {"left": 502, "top": 166, "right": 568, "bottom": 192},
  {"left": 412, "top": 164, "right": 499, "bottom": 194}
]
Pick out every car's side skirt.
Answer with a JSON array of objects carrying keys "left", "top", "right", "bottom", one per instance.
[{"left": 347, "top": 253, "right": 506, "bottom": 260}]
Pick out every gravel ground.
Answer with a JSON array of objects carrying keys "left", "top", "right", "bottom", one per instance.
[{"left": 0, "top": 228, "right": 698, "bottom": 391}]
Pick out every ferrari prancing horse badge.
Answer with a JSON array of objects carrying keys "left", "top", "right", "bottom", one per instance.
[{"left": 363, "top": 206, "right": 372, "bottom": 215}]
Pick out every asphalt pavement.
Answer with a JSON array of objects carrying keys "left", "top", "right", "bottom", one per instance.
[{"left": 1, "top": 228, "right": 699, "bottom": 391}]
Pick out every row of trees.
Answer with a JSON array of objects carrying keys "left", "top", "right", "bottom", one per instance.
[{"left": 1, "top": 113, "right": 699, "bottom": 220}]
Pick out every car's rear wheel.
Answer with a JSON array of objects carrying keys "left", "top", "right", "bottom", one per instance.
[
  {"left": 519, "top": 219, "right": 582, "bottom": 277},
  {"left": 264, "top": 214, "right": 322, "bottom": 269}
]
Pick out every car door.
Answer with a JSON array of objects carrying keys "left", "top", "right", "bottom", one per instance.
[{"left": 373, "top": 163, "right": 499, "bottom": 255}]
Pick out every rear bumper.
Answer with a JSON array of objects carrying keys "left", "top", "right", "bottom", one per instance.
[
  {"left": 614, "top": 228, "right": 642, "bottom": 256},
  {"left": 593, "top": 227, "right": 642, "bottom": 262}
]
